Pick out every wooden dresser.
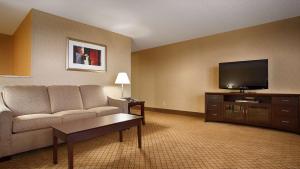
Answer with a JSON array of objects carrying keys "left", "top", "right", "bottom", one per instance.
[{"left": 205, "top": 92, "right": 300, "bottom": 133}]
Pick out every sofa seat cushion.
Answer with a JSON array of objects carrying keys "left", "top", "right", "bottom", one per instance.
[
  {"left": 88, "top": 106, "right": 122, "bottom": 117},
  {"left": 13, "top": 114, "right": 62, "bottom": 133},
  {"left": 54, "top": 110, "right": 96, "bottom": 123}
]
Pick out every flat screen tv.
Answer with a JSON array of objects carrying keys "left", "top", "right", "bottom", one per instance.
[{"left": 219, "top": 59, "right": 268, "bottom": 91}]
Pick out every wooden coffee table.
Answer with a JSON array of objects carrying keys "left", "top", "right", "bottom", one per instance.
[{"left": 51, "top": 113, "right": 143, "bottom": 169}]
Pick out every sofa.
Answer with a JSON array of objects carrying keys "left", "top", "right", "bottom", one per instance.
[{"left": 0, "top": 85, "right": 128, "bottom": 158}]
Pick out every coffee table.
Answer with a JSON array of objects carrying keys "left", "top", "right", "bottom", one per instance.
[{"left": 51, "top": 113, "right": 143, "bottom": 169}]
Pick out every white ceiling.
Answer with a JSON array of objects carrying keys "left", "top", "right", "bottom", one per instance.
[{"left": 0, "top": 0, "right": 300, "bottom": 52}]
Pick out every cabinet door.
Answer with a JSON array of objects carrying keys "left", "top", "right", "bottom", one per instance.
[
  {"left": 224, "top": 103, "right": 244, "bottom": 123},
  {"left": 246, "top": 104, "right": 271, "bottom": 127}
]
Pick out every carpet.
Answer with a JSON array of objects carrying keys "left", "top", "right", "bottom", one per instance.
[{"left": 0, "top": 111, "right": 300, "bottom": 169}]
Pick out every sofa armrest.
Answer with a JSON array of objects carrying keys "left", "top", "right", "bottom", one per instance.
[
  {"left": 0, "top": 94, "right": 10, "bottom": 113},
  {"left": 0, "top": 94, "right": 13, "bottom": 157},
  {"left": 107, "top": 97, "right": 129, "bottom": 113}
]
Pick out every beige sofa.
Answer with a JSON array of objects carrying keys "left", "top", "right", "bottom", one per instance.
[{"left": 0, "top": 85, "right": 128, "bottom": 158}]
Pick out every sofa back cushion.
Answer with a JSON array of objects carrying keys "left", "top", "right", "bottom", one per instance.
[
  {"left": 2, "top": 86, "right": 51, "bottom": 116},
  {"left": 48, "top": 86, "right": 83, "bottom": 113},
  {"left": 79, "top": 85, "right": 107, "bottom": 109}
]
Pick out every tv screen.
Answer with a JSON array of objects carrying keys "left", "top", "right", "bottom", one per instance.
[{"left": 219, "top": 59, "right": 268, "bottom": 90}]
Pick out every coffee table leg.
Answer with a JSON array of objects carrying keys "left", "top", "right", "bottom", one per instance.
[
  {"left": 53, "top": 133, "right": 58, "bottom": 164},
  {"left": 67, "top": 142, "right": 73, "bottom": 169},
  {"left": 137, "top": 122, "right": 142, "bottom": 148},
  {"left": 119, "top": 130, "right": 123, "bottom": 142}
]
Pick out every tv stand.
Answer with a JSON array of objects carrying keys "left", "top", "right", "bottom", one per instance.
[{"left": 205, "top": 92, "right": 300, "bottom": 133}]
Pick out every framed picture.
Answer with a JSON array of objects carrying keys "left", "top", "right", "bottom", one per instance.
[{"left": 67, "top": 38, "right": 107, "bottom": 72}]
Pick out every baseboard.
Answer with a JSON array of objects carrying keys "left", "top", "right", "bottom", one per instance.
[{"left": 144, "top": 107, "right": 204, "bottom": 117}]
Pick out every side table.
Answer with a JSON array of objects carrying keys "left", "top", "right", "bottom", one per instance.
[{"left": 128, "top": 101, "right": 145, "bottom": 125}]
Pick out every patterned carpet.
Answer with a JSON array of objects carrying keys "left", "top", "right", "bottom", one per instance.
[{"left": 1, "top": 111, "right": 300, "bottom": 169}]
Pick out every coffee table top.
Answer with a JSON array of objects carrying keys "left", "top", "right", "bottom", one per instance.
[{"left": 51, "top": 113, "right": 142, "bottom": 134}]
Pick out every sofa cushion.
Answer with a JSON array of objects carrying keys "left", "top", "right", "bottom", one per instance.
[
  {"left": 79, "top": 85, "right": 107, "bottom": 109},
  {"left": 48, "top": 86, "right": 83, "bottom": 113},
  {"left": 13, "top": 114, "right": 62, "bottom": 133},
  {"left": 88, "top": 106, "right": 122, "bottom": 117},
  {"left": 3, "top": 86, "right": 51, "bottom": 116},
  {"left": 54, "top": 110, "right": 96, "bottom": 123}
]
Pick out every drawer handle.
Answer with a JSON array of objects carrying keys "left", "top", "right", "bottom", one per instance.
[
  {"left": 212, "top": 113, "right": 217, "bottom": 116},
  {"left": 211, "top": 105, "right": 217, "bottom": 107},
  {"left": 281, "top": 109, "right": 289, "bottom": 112},
  {"left": 281, "top": 99, "right": 289, "bottom": 102},
  {"left": 281, "top": 120, "right": 290, "bottom": 124},
  {"left": 207, "top": 109, "right": 214, "bottom": 111}
]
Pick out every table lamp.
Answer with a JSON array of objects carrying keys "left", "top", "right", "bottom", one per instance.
[{"left": 115, "top": 72, "right": 130, "bottom": 98}]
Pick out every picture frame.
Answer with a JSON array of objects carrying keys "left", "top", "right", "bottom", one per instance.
[{"left": 66, "top": 38, "right": 107, "bottom": 72}]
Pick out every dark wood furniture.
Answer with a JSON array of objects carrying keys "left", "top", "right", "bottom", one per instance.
[
  {"left": 51, "top": 113, "right": 143, "bottom": 169},
  {"left": 128, "top": 100, "right": 145, "bottom": 125},
  {"left": 205, "top": 92, "right": 300, "bottom": 133}
]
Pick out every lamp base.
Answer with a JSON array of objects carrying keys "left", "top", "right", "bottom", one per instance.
[{"left": 121, "top": 84, "right": 124, "bottom": 98}]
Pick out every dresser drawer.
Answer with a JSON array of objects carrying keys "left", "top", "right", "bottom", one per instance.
[
  {"left": 272, "top": 97, "right": 298, "bottom": 106},
  {"left": 206, "top": 109, "right": 221, "bottom": 121},
  {"left": 272, "top": 116, "right": 298, "bottom": 132},
  {"left": 273, "top": 105, "right": 298, "bottom": 118},
  {"left": 206, "top": 95, "right": 222, "bottom": 103},
  {"left": 206, "top": 103, "right": 220, "bottom": 111}
]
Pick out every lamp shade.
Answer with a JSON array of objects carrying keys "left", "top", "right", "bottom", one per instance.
[{"left": 115, "top": 72, "right": 130, "bottom": 84}]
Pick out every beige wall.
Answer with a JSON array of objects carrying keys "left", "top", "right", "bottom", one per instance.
[
  {"left": 132, "top": 16, "right": 300, "bottom": 113},
  {"left": 0, "top": 34, "right": 13, "bottom": 75},
  {"left": 0, "top": 9, "right": 132, "bottom": 98}
]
